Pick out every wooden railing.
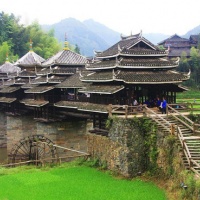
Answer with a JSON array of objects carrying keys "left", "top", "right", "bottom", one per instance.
[
  {"left": 168, "top": 105, "right": 200, "bottom": 135},
  {"left": 144, "top": 106, "right": 173, "bottom": 134},
  {"left": 176, "top": 126, "right": 200, "bottom": 176}
]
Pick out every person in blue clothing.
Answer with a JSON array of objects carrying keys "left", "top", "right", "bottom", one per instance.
[
  {"left": 162, "top": 97, "right": 167, "bottom": 114},
  {"left": 156, "top": 97, "right": 161, "bottom": 110}
]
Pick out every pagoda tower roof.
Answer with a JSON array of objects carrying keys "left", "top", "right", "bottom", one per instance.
[
  {"left": 80, "top": 69, "right": 190, "bottom": 84},
  {"left": 95, "top": 32, "right": 167, "bottom": 58},
  {"left": 15, "top": 51, "right": 45, "bottom": 67},
  {"left": 42, "top": 49, "right": 88, "bottom": 67},
  {"left": 0, "top": 61, "right": 21, "bottom": 74}
]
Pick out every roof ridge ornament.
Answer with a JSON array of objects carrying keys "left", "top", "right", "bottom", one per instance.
[
  {"left": 79, "top": 70, "right": 83, "bottom": 78},
  {"left": 29, "top": 39, "right": 33, "bottom": 52},
  {"left": 118, "top": 44, "right": 122, "bottom": 52},
  {"left": 113, "top": 69, "right": 120, "bottom": 79},
  {"left": 5, "top": 52, "right": 9, "bottom": 63},
  {"left": 175, "top": 57, "right": 180, "bottom": 64},
  {"left": 63, "top": 33, "right": 69, "bottom": 50},
  {"left": 139, "top": 30, "right": 142, "bottom": 38}
]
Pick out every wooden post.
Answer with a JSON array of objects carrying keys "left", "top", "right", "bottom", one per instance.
[
  {"left": 107, "top": 104, "right": 112, "bottom": 117},
  {"left": 170, "top": 124, "right": 175, "bottom": 135},
  {"left": 166, "top": 105, "right": 168, "bottom": 116},
  {"left": 191, "top": 103, "right": 193, "bottom": 114},
  {"left": 125, "top": 105, "right": 128, "bottom": 119},
  {"left": 193, "top": 123, "right": 196, "bottom": 135}
]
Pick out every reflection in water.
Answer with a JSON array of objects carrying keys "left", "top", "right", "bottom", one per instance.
[{"left": 0, "top": 148, "right": 7, "bottom": 163}]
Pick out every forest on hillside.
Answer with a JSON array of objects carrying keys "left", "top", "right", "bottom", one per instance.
[
  {"left": 0, "top": 12, "right": 63, "bottom": 64},
  {"left": 178, "top": 46, "right": 200, "bottom": 89}
]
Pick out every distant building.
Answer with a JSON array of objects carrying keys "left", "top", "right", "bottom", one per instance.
[{"left": 158, "top": 34, "right": 199, "bottom": 58}]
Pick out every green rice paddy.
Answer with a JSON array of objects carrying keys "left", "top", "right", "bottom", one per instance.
[{"left": 0, "top": 164, "right": 166, "bottom": 200}]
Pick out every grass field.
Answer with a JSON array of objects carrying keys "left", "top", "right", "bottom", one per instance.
[
  {"left": 177, "top": 89, "right": 200, "bottom": 100},
  {"left": 0, "top": 163, "right": 167, "bottom": 200}
]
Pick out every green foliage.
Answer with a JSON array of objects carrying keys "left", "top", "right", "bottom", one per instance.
[
  {"left": 158, "top": 45, "right": 165, "bottom": 50},
  {"left": 74, "top": 44, "right": 81, "bottom": 54},
  {"left": 177, "top": 46, "right": 200, "bottom": 89},
  {"left": 106, "top": 117, "right": 113, "bottom": 129},
  {"left": 0, "top": 164, "right": 166, "bottom": 200},
  {"left": 129, "top": 117, "right": 159, "bottom": 174},
  {"left": 26, "top": 21, "right": 61, "bottom": 59},
  {"left": 180, "top": 172, "right": 200, "bottom": 200},
  {"left": 165, "top": 135, "right": 176, "bottom": 176},
  {"left": 0, "top": 12, "right": 62, "bottom": 63}
]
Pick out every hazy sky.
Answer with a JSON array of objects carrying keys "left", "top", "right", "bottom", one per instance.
[{"left": 1, "top": 0, "right": 200, "bottom": 36}]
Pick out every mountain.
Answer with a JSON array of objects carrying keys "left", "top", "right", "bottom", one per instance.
[
  {"left": 42, "top": 18, "right": 120, "bottom": 56},
  {"left": 183, "top": 25, "right": 200, "bottom": 38},
  {"left": 42, "top": 17, "right": 200, "bottom": 56},
  {"left": 143, "top": 33, "right": 170, "bottom": 45},
  {"left": 83, "top": 19, "right": 120, "bottom": 47}
]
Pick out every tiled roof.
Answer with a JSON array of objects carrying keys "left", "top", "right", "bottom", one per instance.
[
  {"left": 78, "top": 84, "right": 124, "bottom": 94},
  {"left": 25, "top": 86, "right": 54, "bottom": 93},
  {"left": 116, "top": 70, "right": 189, "bottom": 83},
  {"left": 15, "top": 51, "right": 45, "bottom": 66},
  {"left": 120, "top": 48, "right": 166, "bottom": 56},
  {"left": 190, "top": 35, "right": 198, "bottom": 43},
  {"left": 14, "top": 78, "right": 30, "bottom": 85},
  {"left": 4, "top": 79, "right": 15, "bottom": 86},
  {"left": 96, "top": 34, "right": 161, "bottom": 58},
  {"left": 119, "top": 58, "right": 178, "bottom": 68},
  {"left": 19, "top": 70, "right": 37, "bottom": 77},
  {"left": 36, "top": 67, "right": 51, "bottom": 75},
  {"left": 0, "top": 86, "right": 21, "bottom": 93},
  {"left": 36, "top": 66, "right": 77, "bottom": 75},
  {"left": 0, "top": 73, "right": 9, "bottom": 79},
  {"left": 55, "top": 73, "right": 87, "bottom": 88},
  {"left": 0, "top": 62, "right": 21, "bottom": 73},
  {"left": 42, "top": 50, "right": 88, "bottom": 66},
  {"left": 54, "top": 101, "right": 108, "bottom": 113},
  {"left": 81, "top": 70, "right": 189, "bottom": 83},
  {"left": 86, "top": 60, "right": 117, "bottom": 70},
  {"left": 158, "top": 34, "right": 189, "bottom": 45},
  {"left": 31, "top": 75, "right": 66, "bottom": 84},
  {"left": 168, "top": 48, "right": 191, "bottom": 57},
  {"left": 86, "top": 58, "right": 178, "bottom": 70},
  {"left": 52, "top": 66, "right": 77, "bottom": 75},
  {"left": 21, "top": 83, "right": 39, "bottom": 89},
  {"left": 4, "top": 77, "right": 30, "bottom": 86},
  {"left": 0, "top": 97, "right": 16, "bottom": 103},
  {"left": 20, "top": 99, "right": 49, "bottom": 107},
  {"left": 80, "top": 71, "right": 113, "bottom": 82},
  {"left": 47, "top": 75, "right": 66, "bottom": 83}
]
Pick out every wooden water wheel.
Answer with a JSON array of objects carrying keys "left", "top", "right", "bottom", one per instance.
[{"left": 9, "top": 135, "right": 58, "bottom": 165}]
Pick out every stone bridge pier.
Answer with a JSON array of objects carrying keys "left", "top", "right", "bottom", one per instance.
[{"left": 2, "top": 114, "right": 92, "bottom": 159}]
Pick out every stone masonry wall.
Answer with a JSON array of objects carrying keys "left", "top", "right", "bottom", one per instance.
[
  {"left": 7, "top": 115, "right": 92, "bottom": 158},
  {"left": 0, "top": 112, "right": 7, "bottom": 148},
  {"left": 87, "top": 118, "right": 145, "bottom": 177}
]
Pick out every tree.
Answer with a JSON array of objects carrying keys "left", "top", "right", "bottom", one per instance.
[
  {"left": 25, "top": 21, "right": 61, "bottom": 59},
  {"left": 0, "top": 42, "right": 18, "bottom": 64},
  {"left": 177, "top": 51, "right": 190, "bottom": 72},
  {"left": 189, "top": 47, "right": 200, "bottom": 87},
  {"left": 74, "top": 44, "right": 81, "bottom": 54}
]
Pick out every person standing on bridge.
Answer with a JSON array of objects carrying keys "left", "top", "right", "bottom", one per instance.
[{"left": 162, "top": 97, "right": 167, "bottom": 114}]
